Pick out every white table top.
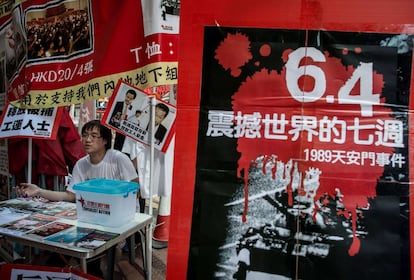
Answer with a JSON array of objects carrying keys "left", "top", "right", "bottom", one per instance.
[{"left": 0, "top": 198, "right": 152, "bottom": 259}]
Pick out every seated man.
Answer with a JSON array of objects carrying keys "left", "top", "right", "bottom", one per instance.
[
  {"left": 15, "top": 120, "right": 139, "bottom": 201},
  {"left": 14, "top": 120, "right": 139, "bottom": 278}
]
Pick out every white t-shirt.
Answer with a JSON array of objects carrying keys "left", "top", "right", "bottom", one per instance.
[
  {"left": 66, "top": 149, "right": 138, "bottom": 193},
  {"left": 121, "top": 136, "right": 174, "bottom": 198}
]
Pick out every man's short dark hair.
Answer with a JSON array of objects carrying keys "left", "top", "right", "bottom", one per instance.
[
  {"left": 155, "top": 103, "right": 169, "bottom": 117},
  {"left": 126, "top": 89, "right": 137, "bottom": 99},
  {"left": 82, "top": 120, "right": 112, "bottom": 150}
]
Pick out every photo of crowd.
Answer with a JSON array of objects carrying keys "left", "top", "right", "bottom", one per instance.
[{"left": 25, "top": 0, "right": 92, "bottom": 60}]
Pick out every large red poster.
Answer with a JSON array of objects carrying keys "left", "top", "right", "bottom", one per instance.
[
  {"left": 169, "top": 1, "right": 414, "bottom": 280},
  {"left": 0, "top": 0, "right": 178, "bottom": 108}
]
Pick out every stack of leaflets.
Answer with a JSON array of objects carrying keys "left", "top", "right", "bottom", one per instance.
[
  {"left": 45, "top": 227, "right": 120, "bottom": 249},
  {"left": 36, "top": 201, "right": 77, "bottom": 219},
  {"left": 75, "top": 230, "right": 119, "bottom": 249},
  {"left": 0, "top": 207, "right": 31, "bottom": 226},
  {"left": 0, "top": 198, "right": 119, "bottom": 250},
  {"left": 25, "top": 221, "right": 74, "bottom": 238},
  {"left": 0, "top": 214, "right": 58, "bottom": 236},
  {"left": 44, "top": 227, "right": 95, "bottom": 246},
  {"left": 0, "top": 198, "right": 77, "bottom": 219}
]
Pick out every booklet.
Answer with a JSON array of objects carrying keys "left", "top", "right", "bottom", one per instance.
[
  {"left": 45, "top": 226, "right": 94, "bottom": 246},
  {"left": 55, "top": 208, "right": 77, "bottom": 220},
  {"left": 26, "top": 221, "right": 74, "bottom": 238},
  {"left": 0, "top": 213, "right": 58, "bottom": 236},
  {"left": 0, "top": 207, "right": 31, "bottom": 226},
  {"left": 0, "top": 199, "right": 76, "bottom": 218},
  {"left": 0, "top": 198, "right": 43, "bottom": 212},
  {"left": 75, "top": 230, "right": 120, "bottom": 249},
  {"left": 33, "top": 201, "right": 77, "bottom": 218}
]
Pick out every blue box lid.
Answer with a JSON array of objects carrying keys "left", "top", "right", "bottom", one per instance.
[{"left": 72, "top": 178, "right": 139, "bottom": 195}]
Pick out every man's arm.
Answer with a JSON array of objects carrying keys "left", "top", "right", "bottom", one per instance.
[{"left": 15, "top": 183, "right": 76, "bottom": 202}]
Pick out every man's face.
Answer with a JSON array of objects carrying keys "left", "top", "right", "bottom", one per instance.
[
  {"left": 81, "top": 127, "right": 106, "bottom": 154},
  {"left": 155, "top": 107, "right": 167, "bottom": 126},
  {"left": 124, "top": 92, "right": 135, "bottom": 105}
]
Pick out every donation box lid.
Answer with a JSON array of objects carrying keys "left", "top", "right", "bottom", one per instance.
[{"left": 73, "top": 178, "right": 139, "bottom": 195}]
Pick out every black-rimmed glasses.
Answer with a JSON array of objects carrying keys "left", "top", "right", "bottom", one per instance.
[{"left": 81, "top": 133, "right": 102, "bottom": 140}]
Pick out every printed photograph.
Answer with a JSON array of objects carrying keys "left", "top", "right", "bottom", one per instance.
[
  {"left": 0, "top": 5, "right": 26, "bottom": 82},
  {"left": 25, "top": 0, "right": 93, "bottom": 61}
]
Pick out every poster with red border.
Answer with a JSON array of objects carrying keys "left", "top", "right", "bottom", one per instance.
[
  {"left": 101, "top": 80, "right": 176, "bottom": 153},
  {"left": 0, "top": 263, "right": 102, "bottom": 280},
  {"left": 168, "top": 1, "right": 414, "bottom": 280}
]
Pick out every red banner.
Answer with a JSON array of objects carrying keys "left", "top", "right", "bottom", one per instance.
[{"left": 0, "top": 0, "right": 179, "bottom": 108}]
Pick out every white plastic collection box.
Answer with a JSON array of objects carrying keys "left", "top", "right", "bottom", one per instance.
[{"left": 72, "top": 179, "right": 139, "bottom": 227}]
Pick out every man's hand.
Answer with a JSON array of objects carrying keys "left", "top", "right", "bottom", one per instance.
[{"left": 14, "top": 183, "right": 41, "bottom": 198}]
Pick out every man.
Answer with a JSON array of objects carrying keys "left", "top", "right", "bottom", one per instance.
[
  {"left": 109, "top": 89, "right": 137, "bottom": 151},
  {"left": 128, "top": 109, "right": 143, "bottom": 126},
  {"left": 152, "top": 102, "right": 169, "bottom": 145},
  {"left": 15, "top": 120, "right": 139, "bottom": 201},
  {"left": 15, "top": 120, "right": 139, "bottom": 278},
  {"left": 109, "top": 89, "right": 137, "bottom": 128}
]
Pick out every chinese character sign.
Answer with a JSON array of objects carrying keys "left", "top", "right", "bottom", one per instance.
[
  {"left": 0, "top": 103, "right": 62, "bottom": 139},
  {"left": 190, "top": 28, "right": 411, "bottom": 279}
]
